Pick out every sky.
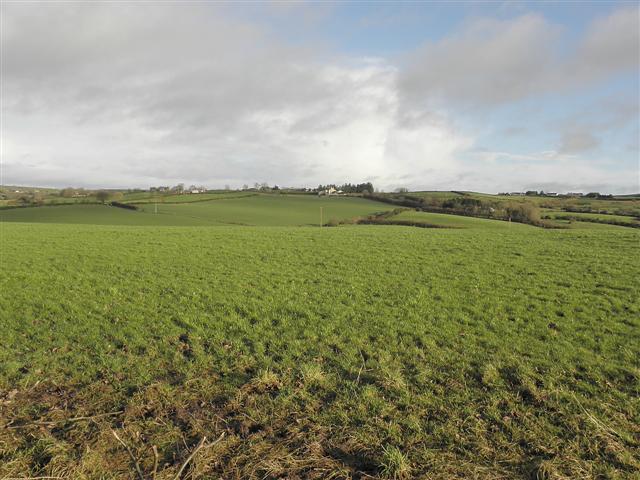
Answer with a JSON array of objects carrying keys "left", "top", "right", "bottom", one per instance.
[{"left": 1, "top": 1, "right": 639, "bottom": 193}]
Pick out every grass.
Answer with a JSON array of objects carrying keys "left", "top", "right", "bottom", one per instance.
[
  {"left": 408, "top": 191, "right": 465, "bottom": 200},
  {"left": 135, "top": 194, "right": 393, "bottom": 226},
  {"left": 0, "top": 195, "right": 392, "bottom": 226},
  {"left": 0, "top": 204, "right": 208, "bottom": 226},
  {"left": 1, "top": 221, "right": 639, "bottom": 479},
  {"left": 543, "top": 211, "right": 640, "bottom": 227},
  {"left": 123, "top": 191, "right": 257, "bottom": 204},
  {"left": 371, "top": 191, "right": 640, "bottom": 230},
  {"left": 549, "top": 219, "right": 631, "bottom": 230},
  {"left": 408, "top": 191, "right": 640, "bottom": 217},
  {"left": 390, "top": 209, "right": 535, "bottom": 229}
]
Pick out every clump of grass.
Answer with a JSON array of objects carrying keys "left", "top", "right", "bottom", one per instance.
[
  {"left": 251, "top": 368, "right": 281, "bottom": 393},
  {"left": 300, "top": 363, "right": 326, "bottom": 388},
  {"left": 380, "top": 445, "right": 411, "bottom": 479},
  {"left": 379, "top": 367, "right": 408, "bottom": 393},
  {"left": 481, "top": 363, "right": 501, "bottom": 387}
]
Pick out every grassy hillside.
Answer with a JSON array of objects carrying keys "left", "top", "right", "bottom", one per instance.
[
  {"left": 389, "top": 210, "right": 631, "bottom": 230},
  {"left": 1, "top": 222, "right": 638, "bottom": 479},
  {"left": 369, "top": 191, "right": 640, "bottom": 229},
  {"left": 0, "top": 195, "right": 392, "bottom": 227},
  {"left": 467, "top": 193, "right": 640, "bottom": 217},
  {"left": 136, "top": 194, "right": 392, "bottom": 226},
  {"left": 543, "top": 210, "right": 640, "bottom": 227},
  {"left": 0, "top": 204, "right": 207, "bottom": 226},
  {"left": 390, "top": 210, "right": 534, "bottom": 229}
]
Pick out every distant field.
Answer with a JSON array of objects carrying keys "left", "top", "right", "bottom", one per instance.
[
  {"left": 0, "top": 204, "right": 206, "bottom": 226},
  {"left": 390, "top": 209, "right": 534, "bottom": 229},
  {"left": 0, "top": 195, "right": 391, "bottom": 226},
  {"left": 373, "top": 191, "right": 640, "bottom": 227},
  {"left": 1, "top": 221, "right": 639, "bottom": 479},
  {"left": 412, "top": 191, "right": 640, "bottom": 217},
  {"left": 544, "top": 210, "right": 640, "bottom": 226},
  {"left": 408, "top": 191, "right": 464, "bottom": 200},
  {"left": 480, "top": 195, "right": 640, "bottom": 216},
  {"left": 550, "top": 219, "right": 631, "bottom": 230},
  {"left": 124, "top": 191, "right": 257, "bottom": 204},
  {"left": 134, "top": 194, "right": 391, "bottom": 226}
]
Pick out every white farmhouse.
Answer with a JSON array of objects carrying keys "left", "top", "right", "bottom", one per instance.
[{"left": 318, "top": 187, "right": 337, "bottom": 196}]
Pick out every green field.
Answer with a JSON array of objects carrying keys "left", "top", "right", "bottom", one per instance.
[
  {"left": 543, "top": 211, "right": 640, "bottom": 227},
  {"left": 0, "top": 195, "right": 391, "bottom": 227},
  {"left": 123, "top": 191, "right": 257, "bottom": 204},
  {"left": 391, "top": 208, "right": 632, "bottom": 230},
  {"left": 406, "top": 191, "right": 640, "bottom": 217},
  {"left": 390, "top": 209, "right": 535, "bottom": 229},
  {"left": 408, "top": 191, "right": 465, "bottom": 200},
  {"left": 1, "top": 205, "right": 639, "bottom": 479},
  {"left": 0, "top": 204, "right": 205, "bottom": 226},
  {"left": 135, "top": 194, "right": 391, "bottom": 226}
]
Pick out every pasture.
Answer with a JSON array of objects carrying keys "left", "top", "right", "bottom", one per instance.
[
  {"left": 389, "top": 209, "right": 535, "bottom": 229},
  {"left": 1, "top": 210, "right": 639, "bottom": 479},
  {"left": 543, "top": 211, "right": 640, "bottom": 228},
  {"left": 0, "top": 195, "right": 392, "bottom": 227}
]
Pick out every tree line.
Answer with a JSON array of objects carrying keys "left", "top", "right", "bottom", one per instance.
[{"left": 316, "top": 182, "right": 374, "bottom": 194}]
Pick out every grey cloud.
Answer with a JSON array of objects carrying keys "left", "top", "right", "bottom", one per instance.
[
  {"left": 553, "top": 93, "right": 639, "bottom": 155},
  {"left": 559, "top": 129, "right": 600, "bottom": 154},
  {"left": 399, "top": 7, "right": 640, "bottom": 108},
  {"left": 2, "top": 3, "right": 323, "bottom": 130},
  {"left": 502, "top": 126, "right": 526, "bottom": 136},
  {"left": 577, "top": 6, "right": 640, "bottom": 75},
  {"left": 400, "top": 14, "right": 560, "bottom": 106}
]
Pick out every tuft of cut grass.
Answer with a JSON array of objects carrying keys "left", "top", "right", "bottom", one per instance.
[{"left": 380, "top": 445, "right": 412, "bottom": 479}]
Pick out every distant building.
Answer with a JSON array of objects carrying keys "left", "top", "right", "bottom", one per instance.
[
  {"left": 509, "top": 192, "right": 525, "bottom": 196},
  {"left": 318, "top": 187, "right": 337, "bottom": 196},
  {"left": 566, "top": 192, "right": 584, "bottom": 197},
  {"left": 546, "top": 192, "right": 558, "bottom": 196}
]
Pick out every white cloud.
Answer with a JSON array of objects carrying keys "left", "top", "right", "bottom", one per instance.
[
  {"left": 1, "top": 4, "right": 468, "bottom": 189},
  {"left": 461, "top": 149, "right": 638, "bottom": 194}
]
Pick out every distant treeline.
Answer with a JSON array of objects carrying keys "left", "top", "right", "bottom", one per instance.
[{"left": 317, "top": 182, "right": 374, "bottom": 193}]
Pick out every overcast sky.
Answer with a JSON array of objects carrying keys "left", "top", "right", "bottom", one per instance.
[{"left": 2, "top": 1, "right": 639, "bottom": 193}]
